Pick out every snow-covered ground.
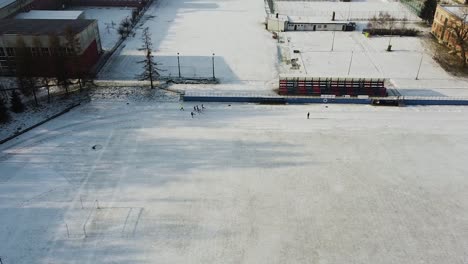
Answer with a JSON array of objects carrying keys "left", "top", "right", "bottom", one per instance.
[
  {"left": 280, "top": 31, "right": 468, "bottom": 97},
  {"left": 275, "top": 1, "right": 420, "bottom": 21},
  {"left": 74, "top": 7, "right": 133, "bottom": 50},
  {"left": 0, "top": 84, "right": 88, "bottom": 142},
  {"left": 1, "top": 99, "right": 468, "bottom": 263},
  {"left": 98, "top": 0, "right": 278, "bottom": 90}
]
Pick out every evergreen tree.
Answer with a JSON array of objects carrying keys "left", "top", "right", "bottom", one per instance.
[
  {"left": 15, "top": 37, "right": 39, "bottom": 106},
  {"left": 10, "top": 90, "right": 25, "bottom": 113},
  {"left": 137, "top": 27, "right": 162, "bottom": 89},
  {"left": 420, "top": 0, "right": 437, "bottom": 23},
  {"left": 0, "top": 97, "right": 10, "bottom": 124}
]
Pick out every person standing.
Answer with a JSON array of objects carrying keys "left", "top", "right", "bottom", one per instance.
[
  {"left": 180, "top": 104, "right": 184, "bottom": 111},
  {"left": 191, "top": 112, "right": 195, "bottom": 118},
  {"left": 307, "top": 112, "right": 310, "bottom": 119}
]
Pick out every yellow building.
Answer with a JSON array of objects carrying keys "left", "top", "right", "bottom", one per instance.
[{"left": 431, "top": 5, "right": 468, "bottom": 63}]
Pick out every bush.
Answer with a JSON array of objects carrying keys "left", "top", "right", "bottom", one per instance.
[
  {"left": 363, "top": 28, "right": 420, "bottom": 36},
  {"left": 0, "top": 98, "right": 10, "bottom": 124},
  {"left": 10, "top": 90, "right": 25, "bottom": 113}
]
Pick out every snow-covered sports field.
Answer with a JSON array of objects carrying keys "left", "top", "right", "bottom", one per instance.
[
  {"left": 1, "top": 98, "right": 467, "bottom": 263},
  {"left": 99, "top": 0, "right": 278, "bottom": 89},
  {"left": 275, "top": 1, "right": 420, "bottom": 21},
  {"left": 280, "top": 31, "right": 468, "bottom": 97}
]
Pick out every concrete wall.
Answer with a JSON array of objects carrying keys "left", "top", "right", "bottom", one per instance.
[{"left": 266, "top": 17, "right": 287, "bottom": 32}]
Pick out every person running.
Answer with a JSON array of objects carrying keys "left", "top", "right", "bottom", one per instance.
[
  {"left": 201, "top": 104, "right": 205, "bottom": 110},
  {"left": 191, "top": 112, "right": 195, "bottom": 118},
  {"left": 307, "top": 112, "right": 310, "bottom": 119},
  {"left": 193, "top": 106, "right": 196, "bottom": 111},
  {"left": 196, "top": 105, "right": 200, "bottom": 112},
  {"left": 180, "top": 104, "right": 184, "bottom": 111}
]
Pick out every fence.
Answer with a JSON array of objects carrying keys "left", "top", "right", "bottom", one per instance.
[
  {"left": 182, "top": 91, "right": 468, "bottom": 106},
  {"left": 400, "top": 0, "right": 422, "bottom": 16}
]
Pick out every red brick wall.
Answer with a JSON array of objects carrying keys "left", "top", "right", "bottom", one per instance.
[{"left": 9, "top": 39, "right": 101, "bottom": 77}]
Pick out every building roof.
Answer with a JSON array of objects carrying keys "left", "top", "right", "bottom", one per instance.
[
  {"left": 15, "top": 10, "right": 84, "bottom": 20},
  {"left": 0, "top": 0, "right": 16, "bottom": 9},
  {"left": 0, "top": 19, "right": 95, "bottom": 35},
  {"left": 440, "top": 5, "right": 468, "bottom": 22},
  {"left": 287, "top": 15, "right": 351, "bottom": 24}
]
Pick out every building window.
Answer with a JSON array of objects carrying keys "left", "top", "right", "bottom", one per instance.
[
  {"left": 41, "top": 48, "right": 50, "bottom": 56},
  {"left": 6, "top": 47, "right": 15, "bottom": 57},
  {"left": 58, "top": 48, "right": 66, "bottom": 56},
  {"left": 65, "top": 48, "right": 74, "bottom": 55},
  {"left": 30, "top": 48, "right": 40, "bottom": 57}
]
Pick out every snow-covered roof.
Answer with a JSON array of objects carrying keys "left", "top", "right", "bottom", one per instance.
[
  {"left": 441, "top": 5, "right": 468, "bottom": 22},
  {"left": 287, "top": 15, "right": 350, "bottom": 24},
  {"left": 0, "top": 19, "right": 94, "bottom": 35},
  {"left": 0, "top": 0, "right": 16, "bottom": 9},
  {"left": 15, "top": 10, "right": 84, "bottom": 20}
]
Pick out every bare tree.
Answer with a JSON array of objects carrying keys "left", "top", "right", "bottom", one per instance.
[
  {"left": 64, "top": 26, "right": 88, "bottom": 91},
  {"left": 450, "top": 7, "right": 468, "bottom": 68},
  {"left": 49, "top": 35, "right": 69, "bottom": 95},
  {"left": 137, "top": 27, "right": 162, "bottom": 89}
]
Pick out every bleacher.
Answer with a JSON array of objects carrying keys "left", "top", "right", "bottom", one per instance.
[{"left": 279, "top": 76, "right": 387, "bottom": 97}]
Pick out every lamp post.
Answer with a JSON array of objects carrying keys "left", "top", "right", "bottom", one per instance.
[
  {"left": 177, "top": 52, "right": 181, "bottom": 78},
  {"left": 212, "top": 53, "right": 215, "bottom": 80},
  {"left": 331, "top": 31, "right": 336, "bottom": 52},
  {"left": 347, "top": 51, "right": 354, "bottom": 76},
  {"left": 415, "top": 52, "right": 424, "bottom": 80}
]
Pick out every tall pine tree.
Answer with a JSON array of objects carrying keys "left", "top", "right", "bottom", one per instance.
[
  {"left": 137, "top": 27, "right": 162, "bottom": 89},
  {"left": 0, "top": 97, "right": 10, "bottom": 124},
  {"left": 420, "top": 0, "right": 437, "bottom": 23},
  {"left": 10, "top": 90, "right": 25, "bottom": 113}
]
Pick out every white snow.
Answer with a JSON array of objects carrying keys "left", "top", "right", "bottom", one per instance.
[
  {"left": 98, "top": 0, "right": 278, "bottom": 90},
  {"left": 1, "top": 100, "right": 468, "bottom": 263},
  {"left": 15, "top": 10, "right": 84, "bottom": 20},
  {"left": 275, "top": 1, "right": 421, "bottom": 21},
  {"left": 74, "top": 7, "right": 133, "bottom": 50},
  {"left": 280, "top": 31, "right": 468, "bottom": 97}
]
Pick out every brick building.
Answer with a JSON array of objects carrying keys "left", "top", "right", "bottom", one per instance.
[
  {"left": 431, "top": 5, "right": 468, "bottom": 63},
  {"left": 0, "top": 19, "right": 102, "bottom": 76}
]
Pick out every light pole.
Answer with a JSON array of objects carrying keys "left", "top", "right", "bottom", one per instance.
[
  {"left": 415, "top": 52, "right": 424, "bottom": 80},
  {"left": 212, "top": 53, "right": 215, "bottom": 80},
  {"left": 347, "top": 2, "right": 351, "bottom": 21},
  {"left": 387, "top": 34, "right": 393, "bottom": 51},
  {"left": 331, "top": 31, "right": 336, "bottom": 52},
  {"left": 347, "top": 51, "right": 354, "bottom": 76},
  {"left": 177, "top": 52, "right": 181, "bottom": 78}
]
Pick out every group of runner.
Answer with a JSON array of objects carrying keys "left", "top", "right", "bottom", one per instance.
[{"left": 180, "top": 104, "right": 205, "bottom": 118}]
